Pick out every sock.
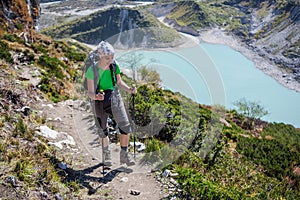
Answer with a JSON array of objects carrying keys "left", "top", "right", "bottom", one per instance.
[{"left": 121, "top": 146, "right": 128, "bottom": 152}]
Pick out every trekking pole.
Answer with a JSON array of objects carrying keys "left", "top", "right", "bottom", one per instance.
[
  {"left": 100, "top": 89, "right": 106, "bottom": 175},
  {"left": 132, "top": 85, "right": 136, "bottom": 159},
  {"left": 101, "top": 137, "right": 105, "bottom": 175}
]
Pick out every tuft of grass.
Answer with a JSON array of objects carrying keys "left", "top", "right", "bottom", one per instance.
[
  {"left": 12, "top": 118, "right": 34, "bottom": 141},
  {"left": 66, "top": 181, "right": 80, "bottom": 194},
  {"left": 0, "top": 40, "right": 13, "bottom": 63},
  {"left": 3, "top": 33, "right": 24, "bottom": 43}
]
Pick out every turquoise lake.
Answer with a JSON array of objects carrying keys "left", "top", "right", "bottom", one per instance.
[{"left": 118, "top": 43, "right": 300, "bottom": 128}]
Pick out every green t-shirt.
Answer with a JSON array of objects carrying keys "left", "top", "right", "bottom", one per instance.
[{"left": 85, "top": 63, "right": 120, "bottom": 91}]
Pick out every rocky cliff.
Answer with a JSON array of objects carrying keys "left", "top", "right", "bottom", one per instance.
[
  {"left": 0, "top": 0, "right": 40, "bottom": 42},
  {"left": 226, "top": 0, "right": 300, "bottom": 82},
  {"left": 156, "top": 0, "right": 300, "bottom": 83},
  {"left": 41, "top": 5, "right": 184, "bottom": 48}
]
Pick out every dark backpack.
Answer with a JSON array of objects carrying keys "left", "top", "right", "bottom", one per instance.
[{"left": 83, "top": 50, "right": 117, "bottom": 93}]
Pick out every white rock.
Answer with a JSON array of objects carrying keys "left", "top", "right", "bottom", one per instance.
[
  {"left": 37, "top": 125, "right": 59, "bottom": 139},
  {"left": 120, "top": 177, "right": 128, "bottom": 182}
]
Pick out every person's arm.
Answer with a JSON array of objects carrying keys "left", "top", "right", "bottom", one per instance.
[
  {"left": 87, "top": 79, "right": 104, "bottom": 100},
  {"left": 116, "top": 74, "right": 136, "bottom": 94}
]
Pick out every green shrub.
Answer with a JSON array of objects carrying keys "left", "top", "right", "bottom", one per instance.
[
  {"left": 16, "top": 23, "right": 23, "bottom": 30},
  {"left": 14, "top": 158, "right": 36, "bottom": 185},
  {"left": 0, "top": 40, "right": 13, "bottom": 62},
  {"left": 3, "top": 33, "right": 24, "bottom": 43},
  {"left": 260, "top": 123, "right": 300, "bottom": 150},
  {"left": 37, "top": 55, "right": 66, "bottom": 79},
  {"left": 222, "top": 121, "right": 244, "bottom": 141},
  {"left": 38, "top": 76, "right": 67, "bottom": 103},
  {"left": 131, "top": 84, "right": 181, "bottom": 142},
  {"left": 141, "top": 138, "right": 164, "bottom": 164},
  {"left": 64, "top": 47, "right": 86, "bottom": 62},
  {"left": 236, "top": 136, "right": 298, "bottom": 179},
  {"left": 12, "top": 118, "right": 34, "bottom": 141},
  {"left": 175, "top": 167, "right": 244, "bottom": 199},
  {"left": 31, "top": 43, "right": 47, "bottom": 54}
]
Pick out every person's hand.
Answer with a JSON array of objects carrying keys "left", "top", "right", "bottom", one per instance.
[
  {"left": 130, "top": 86, "right": 137, "bottom": 94},
  {"left": 95, "top": 92, "right": 105, "bottom": 100}
]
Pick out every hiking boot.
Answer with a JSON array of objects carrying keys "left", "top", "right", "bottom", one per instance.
[
  {"left": 103, "top": 150, "right": 112, "bottom": 166},
  {"left": 120, "top": 149, "right": 135, "bottom": 166}
]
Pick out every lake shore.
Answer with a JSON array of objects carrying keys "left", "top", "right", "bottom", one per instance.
[
  {"left": 83, "top": 27, "right": 300, "bottom": 94},
  {"left": 196, "top": 28, "right": 300, "bottom": 93}
]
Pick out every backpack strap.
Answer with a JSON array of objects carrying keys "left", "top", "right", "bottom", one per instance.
[
  {"left": 92, "top": 63, "right": 100, "bottom": 93},
  {"left": 109, "top": 61, "right": 117, "bottom": 87},
  {"left": 83, "top": 50, "right": 101, "bottom": 94}
]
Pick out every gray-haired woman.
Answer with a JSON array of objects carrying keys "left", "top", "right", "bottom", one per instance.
[{"left": 85, "top": 41, "right": 136, "bottom": 166}]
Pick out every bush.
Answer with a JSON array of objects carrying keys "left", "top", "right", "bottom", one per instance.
[
  {"left": 175, "top": 167, "right": 244, "bottom": 199},
  {"left": 261, "top": 122, "right": 300, "bottom": 150},
  {"left": 37, "top": 55, "right": 66, "bottom": 79},
  {"left": 64, "top": 47, "right": 86, "bottom": 62},
  {"left": 31, "top": 43, "right": 47, "bottom": 54},
  {"left": 236, "top": 136, "right": 299, "bottom": 179},
  {"left": 0, "top": 40, "right": 13, "bottom": 63},
  {"left": 3, "top": 33, "right": 24, "bottom": 43}
]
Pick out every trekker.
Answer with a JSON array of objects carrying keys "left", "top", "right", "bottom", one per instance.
[{"left": 85, "top": 41, "right": 136, "bottom": 166}]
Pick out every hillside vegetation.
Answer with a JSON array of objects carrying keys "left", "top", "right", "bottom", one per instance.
[{"left": 0, "top": 27, "right": 89, "bottom": 198}]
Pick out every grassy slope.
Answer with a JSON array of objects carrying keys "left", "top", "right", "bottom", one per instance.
[{"left": 0, "top": 28, "right": 89, "bottom": 198}]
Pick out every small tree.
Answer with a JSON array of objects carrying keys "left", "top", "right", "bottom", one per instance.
[
  {"left": 117, "top": 52, "right": 144, "bottom": 81},
  {"left": 233, "top": 98, "right": 269, "bottom": 129},
  {"left": 117, "top": 52, "right": 157, "bottom": 82},
  {"left": 139, "top": 66, "right": 161, "bottom": 83}
]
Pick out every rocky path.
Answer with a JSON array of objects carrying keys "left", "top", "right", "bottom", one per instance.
[{"left": 39, "top": 99, "right": 167, "bottom": 199}]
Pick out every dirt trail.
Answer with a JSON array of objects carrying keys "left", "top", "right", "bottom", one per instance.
[{"left": 41, "top": 99, "right": 167, "bottom": 199}]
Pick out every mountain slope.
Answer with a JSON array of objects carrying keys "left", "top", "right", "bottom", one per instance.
[
  {"left": 163, "top": 0, "right": 300, "bottom": 83},
  {"left": 41, "top": 6, "right": 184, "bottom": 48}
]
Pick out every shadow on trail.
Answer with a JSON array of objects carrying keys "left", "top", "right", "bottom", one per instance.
[
  {"left": 58, "top": 162, "right": 133, "bottom": 195},
  {"left": 79, "top": 114, "right": 101, "bottom": 150}
]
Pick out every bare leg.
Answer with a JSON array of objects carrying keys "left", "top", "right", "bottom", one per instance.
[
  {"left": 100, "top": 136, "right": 110, "bottom": 147},
  {"left": 119, "top": 133, "right": 130, "bottom": 147}
]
